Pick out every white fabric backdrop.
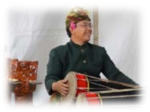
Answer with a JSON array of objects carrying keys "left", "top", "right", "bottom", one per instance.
[
  {"left": 98, "top": 11, "right": 139, "bottom": 83},
  {"left": 5, "top": 9, "right": 139, "bottom": 106}
]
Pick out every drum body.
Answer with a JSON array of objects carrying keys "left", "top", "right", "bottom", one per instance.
[
  {"left": 77, "top": 89, "right": 141, "bottom": 105},
  {"left": 76, "top": 92, "right": 102, "bottom": 105}
]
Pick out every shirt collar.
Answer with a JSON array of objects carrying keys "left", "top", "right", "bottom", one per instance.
[{"left": 69, "top": 40, "right": 88, "bottom": 49}]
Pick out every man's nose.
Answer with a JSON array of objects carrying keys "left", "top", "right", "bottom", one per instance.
[{"left": 87, "top": 25, "right": 92, "bottom": 31}]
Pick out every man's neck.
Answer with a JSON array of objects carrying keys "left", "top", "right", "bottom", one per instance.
[{"left": 70, "top": 37, "right": 86, "bottom": 46}]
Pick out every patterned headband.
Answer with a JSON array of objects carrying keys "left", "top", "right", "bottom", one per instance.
[{"left": 65, "top": 7, "right": 91, "bottom": 28}]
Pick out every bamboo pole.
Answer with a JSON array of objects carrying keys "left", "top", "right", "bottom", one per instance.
[{"left": 93, "top": 7, "right": 99, "bottom": 45}]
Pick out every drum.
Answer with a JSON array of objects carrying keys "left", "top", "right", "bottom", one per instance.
[
  {"left": 53, "top": 71, "right": 140, "bottom": 104},
  {"left": 76, "top": 88, "right": 141, "bottom": 105}
]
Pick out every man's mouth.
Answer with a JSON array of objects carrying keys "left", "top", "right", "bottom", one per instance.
[{"left": 86, "top": 33, "right": 91, "bottom": 36}]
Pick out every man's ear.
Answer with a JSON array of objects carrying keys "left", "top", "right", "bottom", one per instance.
[{"left": 69, "top": 26, "right": 74, "bottom": 34}]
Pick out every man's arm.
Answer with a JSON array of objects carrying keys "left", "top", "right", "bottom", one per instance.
[
  {"left": 45, "top": 49, "right": 63, "bottom": 95},
  {"left": 101, "top": 48, "right": 138, "bottom": 85}
]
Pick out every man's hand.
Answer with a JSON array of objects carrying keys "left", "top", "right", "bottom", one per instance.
[{"left": 52, "top": 79, "right": 69, "bottom": 96}]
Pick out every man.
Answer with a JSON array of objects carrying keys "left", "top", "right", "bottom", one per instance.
[{"left": 45, "top": 7, "right": 138, "bottom": 97}]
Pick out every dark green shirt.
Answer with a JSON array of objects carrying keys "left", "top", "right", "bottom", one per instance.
[{"left": 45, "top": 41, "right": 137, "bottom": 95}]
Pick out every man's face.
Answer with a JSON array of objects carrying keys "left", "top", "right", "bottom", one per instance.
[{"left": 72, "top": 20, "right": 92, "bottom": 42}]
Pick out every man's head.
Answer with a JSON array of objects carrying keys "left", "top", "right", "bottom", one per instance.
[{"left": 65, "top": 7, "right": 92, "bottom": 42}]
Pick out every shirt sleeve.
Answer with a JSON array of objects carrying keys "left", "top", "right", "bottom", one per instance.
[
  {"left": 45, "top": 49, "right": 63, "bottom": 95},
  {"left": 101, "top": 47, "right": 138, "bottom": 85}
]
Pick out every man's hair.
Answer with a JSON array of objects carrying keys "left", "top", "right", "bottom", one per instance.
[{"left": 66, "top": 27, "right": 71, "bottom": 37}]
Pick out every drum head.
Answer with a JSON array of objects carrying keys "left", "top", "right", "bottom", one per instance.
[{"left": 61, "top": 72, "right": 77, "bottom": 103}]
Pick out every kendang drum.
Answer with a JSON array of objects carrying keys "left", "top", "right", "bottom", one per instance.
[{"left": 51, "top": 71, "right": 141, "bottom": 104}]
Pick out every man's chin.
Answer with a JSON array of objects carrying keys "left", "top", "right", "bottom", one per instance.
[{"left": 85, "top": 37, "right": 91, "bottom": 41}]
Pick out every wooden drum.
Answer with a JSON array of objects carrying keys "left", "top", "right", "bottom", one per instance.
[{"left": 52, "top": 71, "right": 141, "bottom": 104}]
